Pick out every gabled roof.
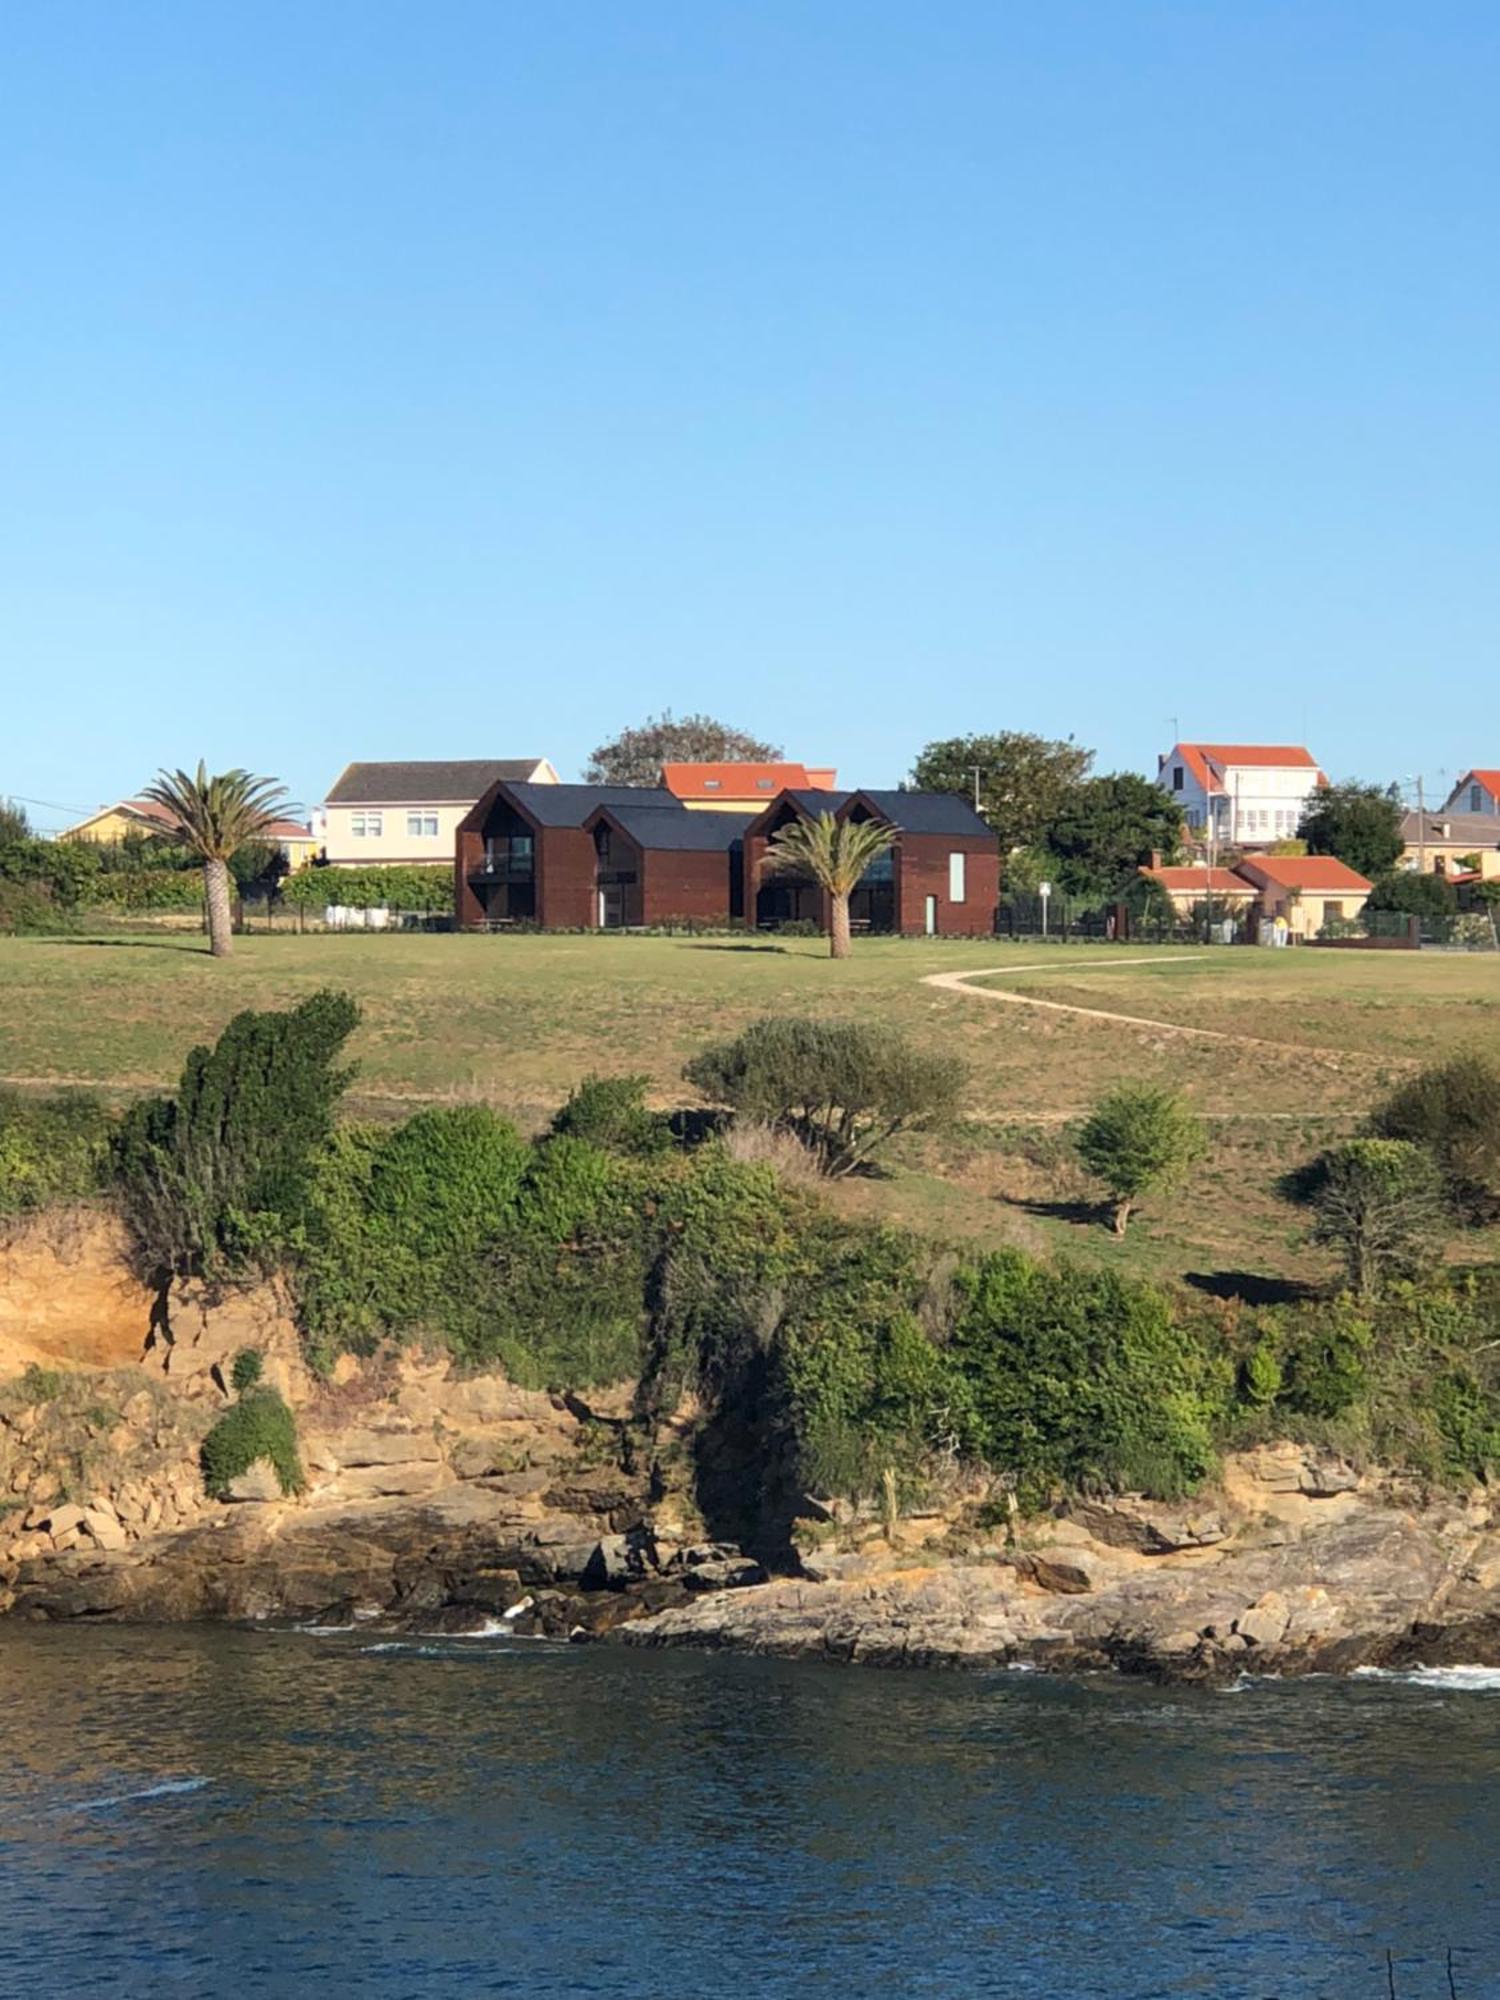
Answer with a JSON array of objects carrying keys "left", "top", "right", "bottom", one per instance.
[
  {"left": 62, "top": 797, "right": 182, "bottom": 839},
  {"left": 264, "top": 818, "right": 316, "bottom": 841},
  {"left": 1142, "top": 865, "right": 1255, "bottom": 895},
  {"left": 847, "top": 788, "right": 992, "bottom": 838},
  {"left": 1235, "top": 854, "right": 1372, "bottom": 892},
  {"left": 589, "top": 804, "right": 756, "bottom": 851},
  {"left": 325, "top": 759, "right": 555, "bottom": 805},
  {"left": 1447, "top": 770, "right": 1500, "bottom": 803},
  {"left": 1165, "top": 744, "right": 1324, "bottom": 794},
  {"left": 661, "top": 762, "right": 836, "bottom": 802},
  {"left": 501, "top": 782, "right": 682, "bottom": 829}
]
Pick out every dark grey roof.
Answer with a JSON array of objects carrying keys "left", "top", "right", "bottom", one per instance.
[
  {"left": 783, "top": 790, "right": 851, "bottom": 815},
  {"left": 599, "top": 806, "right": 756, "bottom": 851},
  {"left": 1401, "top": 811, "right": 1500, "bottom": 845},
  {"left": 327, "top": 759, "right": 548, "bottom": 804},
  {"left": 851, "top": 789, "right": 992, "bottom": 837},
  {"left": 505, "top": 782, "right": 682, "bottom": 828}
]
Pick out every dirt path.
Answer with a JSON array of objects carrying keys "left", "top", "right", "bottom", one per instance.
[{"left": 921, "top": 955, "right": 1395, "bottom": 1065}]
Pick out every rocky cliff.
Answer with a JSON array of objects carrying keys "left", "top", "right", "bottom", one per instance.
[{"left": 5, "top": 1213, "right": 1500, "bottom": 1681}]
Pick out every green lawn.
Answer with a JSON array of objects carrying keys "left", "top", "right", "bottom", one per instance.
[{"left": 1, "top": 930, "right": 1495, "bottom": 1284}]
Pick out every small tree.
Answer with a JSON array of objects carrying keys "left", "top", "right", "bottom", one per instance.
[
  {"left": 1375, "top": 1053, "right": 1500, "bottom": 1218},
  {"left": 1077, "top": 1085, "right": 1204, "bottom": 1234},
  {"left": 1290, "top": 1138, "right": 1444, "bottom": 1298},
  {"left": 685, "top": 1017, "right": 964, "bottom": 1176},
  {"left": 1298, "top": 780, "right": 1404, "bottom": 880},
  {"left": 759, "top": 812, "right": 895, "bottom": 959},
  {"left": 142, "top": 762, "right": 295, "bottom": 957},
  {"left": 585, "top": 712, "right": 782, "bottom": 786}
]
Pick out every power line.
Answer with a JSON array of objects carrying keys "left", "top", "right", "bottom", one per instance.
[{"left": 3, "top": 792, "right": 91, "bottom": 816}]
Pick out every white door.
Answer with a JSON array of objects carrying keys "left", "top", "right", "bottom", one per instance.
[{"left": 924, "top": 894, "right": 938, "bottom": 936}]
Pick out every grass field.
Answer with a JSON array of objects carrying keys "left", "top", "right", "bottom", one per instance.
[{"left": 1, "top": 931, "right": 1495, "bottom": 1284}]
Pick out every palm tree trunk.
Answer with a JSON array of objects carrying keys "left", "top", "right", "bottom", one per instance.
[
  {"left": 204, "top": 857, "right": 234, "bottom": 958},
  {"left": 829, "top": 893, "right": 852, "bottom": 960},
  {"left": 1112, "top": 1196, "right": 1132, "bottom": 1236}
]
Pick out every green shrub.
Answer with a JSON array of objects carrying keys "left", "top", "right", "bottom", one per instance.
[
  {"left": 1076, "top": 1084, "right": 1204, "bottom": 1234},
  {"left": 1375, "top": 1052, "right": 1500, "bottom": 1218},
  {"left": 114, "top": 990, "right": 360, "bottom": 1278},
  {"left": 685, "top": 1017, "right": 965, "bottom": 1176},
  {"left": 950, "top": 1251, "right": 1218, "bottom": 1502},
  {"left": 1239, "top": 1332, "right": 1284, "bottom": 1409},
  {"left": 19, "top": 1364, "right": 65, "bottom": 1404},
  {"left": 230, "top": 1348, "right": 264, "bottom": 1393},
  {"left": 0, "top": 1090, "right": 112, "bottom": 1218},
  {"left": 1279, "top": 1309, "right": 1372, "bottom": 1419},
  {"left": 200, "top": 1388, "right": 305, "bottom": 1499},
  {"left": 550, "top": 1074, "right": 672, "bottom": 1156}
]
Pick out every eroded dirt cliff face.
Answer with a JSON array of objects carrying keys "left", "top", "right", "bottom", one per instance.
[{"left": 0, "top": 1213, "right": 155, "bottom": 1376}]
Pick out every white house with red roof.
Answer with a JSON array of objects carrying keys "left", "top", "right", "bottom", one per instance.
[
  {"left": 1157, "top": 742, "right": 1327, "bottom": 849},
  {"left": 1443, "top": 769, "right": 1500, "bottom": 817}
]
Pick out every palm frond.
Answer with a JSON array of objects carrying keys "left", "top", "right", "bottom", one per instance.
[
  {"left": 761, "top": 812, "right": 895, "bottom": 896},
  {"left": 142, "top": 761, "right": 295, "bottom": 862}
]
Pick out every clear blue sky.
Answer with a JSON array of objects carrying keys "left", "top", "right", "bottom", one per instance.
[{"left": 4, "top": 2, "right": 1497, "bottom": 830}]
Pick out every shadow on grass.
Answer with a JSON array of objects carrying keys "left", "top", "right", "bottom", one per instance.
[
  {"left": 1015, "top": 1195, "right": 1104, "bottom": 1227},
  {"left": 681, "top": 941, "right": 789, "bottom": 954},
  {"left": 38, "top": 937, "right": 208, "bottom": 956},
  {"left": 1184, "top": 1270, "right": 1317, "bottom": 1307}
]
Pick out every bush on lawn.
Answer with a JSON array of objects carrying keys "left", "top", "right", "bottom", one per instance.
[{"left": 685, "top": 1017, "right": 965, "bottom": 1176}]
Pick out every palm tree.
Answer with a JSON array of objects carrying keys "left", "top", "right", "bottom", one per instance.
[
  {"left": 760, "top": 812, "right": 896, "bottom": 959},
  {"left": 142, "top": 763, "right": 295, "bottom": 958}
]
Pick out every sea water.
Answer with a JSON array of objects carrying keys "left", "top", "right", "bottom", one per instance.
[{"left": 1, "top": 1624, "right": 1496, "bottom": 1996}]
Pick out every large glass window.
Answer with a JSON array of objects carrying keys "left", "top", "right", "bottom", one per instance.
[{"left": 949, "top": 852, "right": 966, "bottom": 902}]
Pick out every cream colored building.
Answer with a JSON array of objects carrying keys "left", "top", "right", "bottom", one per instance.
[
  {"left": 317, "top": 759, "right": 558, "bottom": 866},
  {"left": 1233, "top": 854, "right": 1372, "bottom": 936},
  {"left": 1400, "top": 810, "right": 1500, "bottom": 881}
]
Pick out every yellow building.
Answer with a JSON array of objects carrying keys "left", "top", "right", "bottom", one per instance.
[{"left": 60, "top": 798, "right": 319, "bottom": 870}]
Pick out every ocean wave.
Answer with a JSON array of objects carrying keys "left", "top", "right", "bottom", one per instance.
[
  {"left": 1354, "top": 1664, "right": 1500, "bottom": 1692},
  {"left": 74, "top": 1777, "right": 210, "bottom": 1811}
]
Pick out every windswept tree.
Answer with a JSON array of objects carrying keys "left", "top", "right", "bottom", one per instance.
[
  {"left": 142, "top": 763, "right": 294, "bottom": 958},
  {"left": 1287, "top": 1138, "right": 1444, "bottom": 1298},
  {"left": 584, "top": 711, "right": 782, "bottom": 786},
  {"left": 760, "top": 812, "right": 895, "bottom": 959}
]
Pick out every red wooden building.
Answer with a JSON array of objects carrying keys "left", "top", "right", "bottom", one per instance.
[
  {"left": 456, "top": 780, "right": 997, "bottom": 935},
  {"left": 741, "top": 788, "right": 998, "bottom": 936}
]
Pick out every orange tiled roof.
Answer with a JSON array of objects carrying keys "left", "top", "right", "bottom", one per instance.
[
  {"left": 660, "top": 762, "right": 837, "bottom": 801},
  {"left": 1168, "top": 744, "right": 1324, "bottom": 794},
  {"left": 1456, "top": 770, "right": 1500, "bottom": 798},
  {"left": 1236, "top": 854, "right": 1372, "bottom": 892},
  {"left": 1142, "top": 865, "right": 1255, "bottom": 894}
]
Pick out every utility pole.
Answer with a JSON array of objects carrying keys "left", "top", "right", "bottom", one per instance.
[
  {"left": 968, "top": 766, "right": 985, "bottom": 813},
  {"left": 1416, "top": 774, "right": 1426, "bottom": 874}
]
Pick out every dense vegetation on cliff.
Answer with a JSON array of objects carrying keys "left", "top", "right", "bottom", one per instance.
[{"left": 5, "top": 991, "right": 1500, "bottom": 1510}]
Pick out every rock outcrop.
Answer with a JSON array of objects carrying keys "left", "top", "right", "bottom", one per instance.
[
  {"left": 5, "top": 1246, "right": 1500, "bottom": 1681},
  {"left": 625, "top": 1447, "right": 1500, "bottom": 1679}
]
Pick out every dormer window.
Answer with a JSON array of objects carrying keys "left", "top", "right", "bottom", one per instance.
[
  {"left": 703, "top": 779, "right": 721, "bottom": 790},
  {"left": 757, "top": 778, "right": 774, "bottom": 789}
]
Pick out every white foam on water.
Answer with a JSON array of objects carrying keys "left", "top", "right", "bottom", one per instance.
[
  {"left": 74, "top": 1777, "right": 210, "bottom": 1812},
  {"left": 1354, "top": 1664, "right": 1500, "bottom": 1692}
]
